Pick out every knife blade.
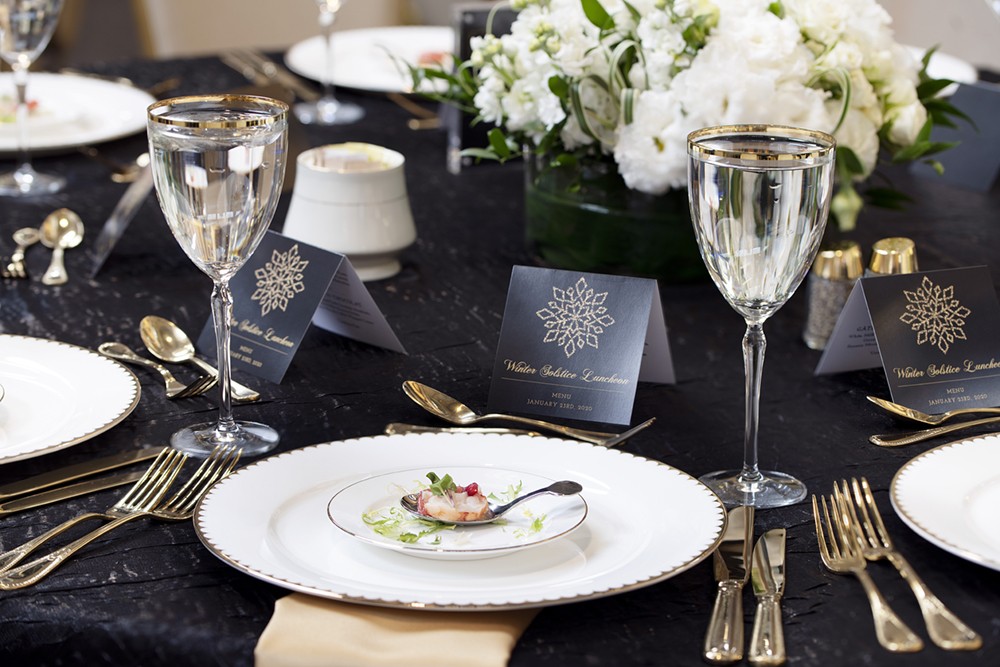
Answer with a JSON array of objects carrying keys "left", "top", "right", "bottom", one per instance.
[
  {"left": 384, "top": 423, "right": 542, "bottom": 437},
  {"left": 749, "top": 528, "right": 787, "bottom": 665},
  {"left": 0, "top": 447, "right": 164, "bottom": 500},
  {"left": 0, "top": 471, "right": 145, "bottom": 515},
  {"left": 89, "top": 165, "right": 155, "bottom": 278},
  {"left": 704, "top": 505, "right": 754, "bottom": 664}
]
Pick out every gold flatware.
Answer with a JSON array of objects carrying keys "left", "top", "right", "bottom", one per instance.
[
  {"left": 837, "top": 478, "right": 981, "bottom": 651},
  {"left": 867, "top": 395, "right": 1000, "bottom": 425},
  {"left": 402, "top": 381, "right": 654, "bottom": 447},
  {"left": 704, "top": 505, "right": 754, "bottom": 664},
  {"left": 0, "top": 446, "right": 240, "bottom": 588},
  {"left": 39, "top": 208, "right": 84, "bottom": 286},
  {"left": 749, "top": 528, "right": 786, "bottom": 665},
  {"left": 229, "top": 48, "right": 319, "bottom": 101},
  {"left": 77, "top": 146, "right": 150, "bottom": 183},
  {"left": 98, "top": 342, "right": 217, "bottom": 399},
  {"left": 812, "top": 493, "right": 923, "bottom": 652},
  {"left": 139, "top": 315, "right": 261, "bottom": 403},
  {"left": 0, "top": 446, "right": 164, "bottom": 500},
  {"left": 870, "top": 416, "right": 1000, "bottom": 447},
  {"left": 384, "top": 423, "right": 542, "bottom": 437},
  {"left": 0, "top": 471, "right": 144, "bottom": 517},
  {"left": 0, "top": 449, "right": 186, "bottom": 574},
  {"left": 2, "top": 227, "right": 39, "bottom": 279}
]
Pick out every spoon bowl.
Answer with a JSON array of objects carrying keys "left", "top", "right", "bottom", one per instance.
[
  {"left": 402, "top": 380, "right": 654, "bottom": 447},
  {"left": 39, "top": 209, "right": 85, "bottom": 285},
  {"left": 400, "top": 480, "right": 583, "bottom": 525},
  {"left": 13, "top": 227, "right": 40, "bottom": 248}
]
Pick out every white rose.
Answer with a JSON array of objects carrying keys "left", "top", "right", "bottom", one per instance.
[
  {"left": 832, "top": 106, "right": 880, "bottom": 177},
  {"left": 886, "top": 101, "right": 927, "bottom": 146}
]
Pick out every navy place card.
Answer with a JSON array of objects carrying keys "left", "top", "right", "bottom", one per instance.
[
  {"left": 817, "top": 266, "right": 1000, "bottom": 412},
  {"left": 197, "top": 231, "right": 405, "bottom": 382},
  {"left": 487, "top": 266, "right": 674, "bottom": 426}
]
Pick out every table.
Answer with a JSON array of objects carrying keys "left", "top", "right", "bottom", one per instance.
[{"left": 0, "top": 54, "right": 998, "bottom": 666}]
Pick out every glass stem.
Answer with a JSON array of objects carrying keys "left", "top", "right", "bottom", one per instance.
[
  {"left": 12, "top": 63, "right": 32, "bottom": 175},
  {"left": 319, "top": 7, "right": 337, "bottom": 103},
  {"left": 741, "top": 322, "right": 766, "bottom": 486},
  {"left": 211, "top": 277, "right": 237, "bottom": 436}
]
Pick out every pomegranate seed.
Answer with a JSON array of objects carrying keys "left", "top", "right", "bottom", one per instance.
[{"left": 465, "top": 482, "right": 479, "bottom": 496}]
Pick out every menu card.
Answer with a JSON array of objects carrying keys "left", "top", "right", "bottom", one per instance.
[
  {"left": 197, "top": 231, "right": 405, "bottom": 382},
  {"left": 816, "top": 266, "right": 1000, "bottom": 412},
  {"left": 487, "top": 266, "right": 674, "bottom": 426}
]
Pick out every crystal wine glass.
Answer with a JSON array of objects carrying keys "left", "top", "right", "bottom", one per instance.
[
  {"left": 687, "top": 124, "right": 836, "bottom": 508},
  {"left": 294, "top": 0, "right": 363, "bottom": 125},
  {"left": 0, "top": 0, "right": 65, "bottom": 196},
  {"left": 147, "top": 95, "right": 288, "bottom": 457}
]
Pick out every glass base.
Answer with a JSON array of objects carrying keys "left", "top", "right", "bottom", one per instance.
[
  {"left": 170, "top": 420, "right": 279, "bottom": 458},
  {"left": 294, "top": 98, "right": 364, "bottom": 125},
  {"left": 0, "top": 167, "right": 65, "bottom": 196},
  {"left": 699, "top": 469, "right": 807, "bottom": 509}
]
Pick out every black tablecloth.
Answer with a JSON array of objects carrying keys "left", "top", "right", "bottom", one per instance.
[{"left": 0, "top": 55, "right": 998, "bottom": 666}]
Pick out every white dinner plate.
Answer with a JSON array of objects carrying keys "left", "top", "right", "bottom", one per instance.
[
  {"left": 891, "top": 434, "right": 1000, "bottom": 571},
  {"left": 194, "top": 433, "right": 727, "bottom": 610},
  {"left": 284, "top": 26, "right": 453, "bottom": 93},
  {"left": 0, "top": 335, "right": 141, "bottom": 464},
  {"left": 327, "top": 466, "right": 588, "bottom": 561},
  {"left": 0, "top": 73, "right": 155, "bottom": 155}
]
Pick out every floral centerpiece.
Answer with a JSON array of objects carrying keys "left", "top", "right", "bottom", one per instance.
[{"left": 415, "top": 0, "right": 963, "bottom": 280}]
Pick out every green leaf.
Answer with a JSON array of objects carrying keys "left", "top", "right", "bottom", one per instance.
[
  {"left": 548, "top": 75, "right": 570, "bottom": 101},
  {"left": 864, "top": 187, "right": 913, "bottom": 210},
  {"left": 622, "top": 0, "right": 641, "bottom": 23},
  {"left": 916, "top": 78, "right": 953, "bottom": 99},
  {"left": 767, "top": 1, "right": 785, "bottom": 19},
  {"left": 836, "top": 146, "right": 864, "bottom": 176},
  {"left": 459, "top": 148, "right": 502, "bottom": 162},
  {"left": 487, "top": 127, "right": 513, "bottom": 159},
  {"left": 581, "top": 0, "right": 612, "bottom": 29}
]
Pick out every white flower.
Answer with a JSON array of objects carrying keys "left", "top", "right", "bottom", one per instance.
[{"left": 886, "top": 101, "right": 927, "bottom": 147}]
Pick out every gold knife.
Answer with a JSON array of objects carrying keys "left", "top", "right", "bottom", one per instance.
[
  {"left": 749, "top": 528, "right": 787, "bottom": 665},
  {"left": 0, "top": 447, "right": 164, "bottom": 499},
  {"left": 384, "top": 423, "right": 542, "bottom": 437},
  {"left": 705, "top": 505, "right": 755, "bottom": 664},
  {"left": 0, "top": 471, "right": 145, "bottom": 515}
]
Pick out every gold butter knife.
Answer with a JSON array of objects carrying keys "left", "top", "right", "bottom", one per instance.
[{"left": 0, "top": 447, "right": 164, "bottom": 499}]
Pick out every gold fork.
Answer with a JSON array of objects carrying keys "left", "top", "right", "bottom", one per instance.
[
  {"left": 867, "top": 395, "right": 1000, "bottom": 425},
  {"left": 0, "top": 448, "right": 183, "bottom": 573},
  {"left": 812, "top": 493, "right": 923, "bottom": 652},
  {"left": 837, "top": 478, "right": 982, "bottom": 650},
  {"left": 0, "top": 446, "right": 239, "bottom": 589}
]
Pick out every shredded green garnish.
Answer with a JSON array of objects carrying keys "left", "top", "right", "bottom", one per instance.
[
  {"left": 512, "top": 511, "right": 547, "bottom": 539},
  {"left": 362, "top": 506, "right": 455, "bottom": 543},
  {"left": 488, "top": 480, "right": 523, "bottom": 504}
]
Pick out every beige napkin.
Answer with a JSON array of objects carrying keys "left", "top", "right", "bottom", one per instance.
[{"left": 254, "top": 593, "right": 539, "bottom": 667}]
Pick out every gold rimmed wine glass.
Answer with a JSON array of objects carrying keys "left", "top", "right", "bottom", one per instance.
[
  {"left": 294, "top": 0, "right": 364, "bottom": 126},
  {"left": 146, "top": 94, "right": 288, "bottom": 457},
  {"left": 687, "top": 124, "right": 836, "bottom": 508},
  {"left": 0, "top": 0, "right": 65, "bottom": 196}
]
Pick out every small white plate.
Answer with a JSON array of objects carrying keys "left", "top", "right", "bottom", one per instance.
[
  {"left": 0, "top": 73, "right": 154, "bottom": 155},
  {"left": 891, "top": 434, "right": 1000, "bottom": 571},
  {"left": 0, "top": 335, "right": 141, "bottom": 464},
  {"left": 327, "top": 466, "right": 588, "bottom": 561},
  {"left": 284, "top": 26, "right": 453, "bottom": 93}
]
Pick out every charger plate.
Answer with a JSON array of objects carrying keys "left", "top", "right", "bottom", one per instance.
[
  {"left": 0, "top": 335, "right": 140, "bottom": 464},
  {"left": 891, "top": 434, "right": 1000, "bottom": 571},
  {"left": 194, "top": 432, "right": 726, "bottom": 610}
]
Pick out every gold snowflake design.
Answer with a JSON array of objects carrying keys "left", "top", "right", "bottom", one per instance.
[
  {"left": 536, "top": 276, "right": 616, "bottom": 358},
  {"left": 899, "top": 275, "right": 971, "bottom": 354},
  {"left": 251, "top": 245, "right": 309, "bottom": 317}
]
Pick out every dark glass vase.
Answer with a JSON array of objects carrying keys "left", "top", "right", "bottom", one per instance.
[{"left": 524, "top": 152, "right": 706, "bottom": 283}]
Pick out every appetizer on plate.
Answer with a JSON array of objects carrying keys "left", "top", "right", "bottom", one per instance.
[{"left": 415, "top": 472, "right": 490, "bottom": 522}]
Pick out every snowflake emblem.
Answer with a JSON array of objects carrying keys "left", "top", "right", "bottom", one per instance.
[
  {"left": 899, "top": 276, "right": 971, "bottom": 354},
  {"left": 536, "top": 276, "right": 616, "bottom": 358},
  {"left": 251, "top": 244, "right": 309, "bottom": 317}
]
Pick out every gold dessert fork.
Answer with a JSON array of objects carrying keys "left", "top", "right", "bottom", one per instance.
[
  {"left": 0, "top": 449, "right": 186, "bottom": 573},
  {"left": 0, "top": 446, "right": 238, "bottom": 589},
  {"left": 812, "top": 493, "right": 923, "bottom": 653},
  {"left": 867, "top": 396, "right": 1000, "bottom": 425},
  {"left": 837, "top": 478, "right": 981, "bottom": 651}
]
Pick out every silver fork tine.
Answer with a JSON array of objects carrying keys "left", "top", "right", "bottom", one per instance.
[
  {"left": 851, "top": 477, "right": 982, "bottom": 651},
  {"left": 0, "top": 452, "right": 188, "bottom": 590}
]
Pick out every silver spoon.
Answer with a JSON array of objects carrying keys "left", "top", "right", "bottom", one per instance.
[
  {"left": 5, "top": 227, "right": 40, "bottom": 278},
  {"left": 138, "top": 315, "right": 260, "bottom": 402},
  {"left": 39, "top": 209, "right": 85, "bottom": 286},
  {"left": 402, "top": 380, "right": 654, "bottom": 446},
  {"left": 400, "top": 480, "right": 583, "bottom": 525}
]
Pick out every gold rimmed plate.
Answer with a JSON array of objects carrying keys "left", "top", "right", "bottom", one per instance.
[
  {"left": 194, "top": 432, "right": 726, "bottom": 610},
  {"left": 0, "top": 335, "right": 141, "bottom": 464}
]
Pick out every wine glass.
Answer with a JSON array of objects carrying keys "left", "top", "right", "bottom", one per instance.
[
  {"left": 294, "top": 0, "right": 364, "bottom": 125},
  {"left": 147, "top": 94, "right": 288, "bottom": 457},
  {"left": 687, "top": 124, "right": 836, "bottom": 508},
  {"left": 0, "top": 0, "right": 65, "bottom": 196}
]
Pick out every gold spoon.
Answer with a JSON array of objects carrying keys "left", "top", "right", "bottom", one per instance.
[
  {"left": 867, "top": 395, "right": 1000, "bottom": 425},
  {"left": 39, "top": 209, "right": 85, "bottom": 286},
  {"left": 402, "top": 380, "right": 654, "bottom": 447}
]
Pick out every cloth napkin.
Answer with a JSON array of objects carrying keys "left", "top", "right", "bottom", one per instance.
[{"left": 254, "top": 593, "right": 539, "bottom": 667}]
